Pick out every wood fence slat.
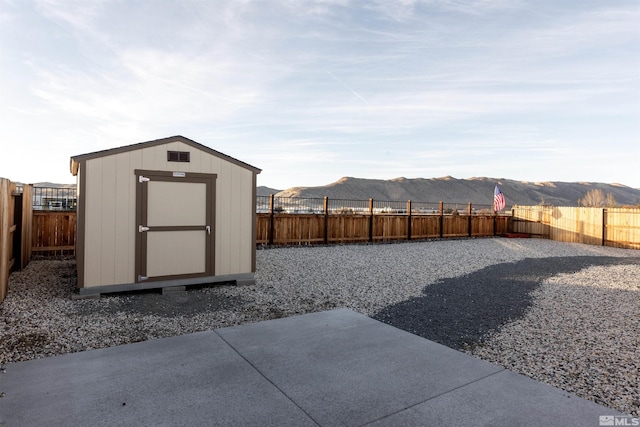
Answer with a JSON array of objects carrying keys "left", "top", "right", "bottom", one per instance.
[
  {"left": 0, "top": 179, "right": 29, "bottom": 302},
  {"left": 0, "top": 178, "right": 10, "bottom": 302},
  {"left": 257, "top": 207, "right": 638, "bottom": 249},
  {"left": 21, "top": 185, "right": 33, "bottom": 269},
  {"left": 31, "top": 211, "right": 77, "bottom": 256},
  {"left": 25, "top": 204, "right": 636, "bottom": 272},
  {"left": 256, "top": 212, "right": 514, "bottom": 246},
  {"left": 511, "top": 206, "right": 640, "bottom": 249},
  {"left": 604, "top": 208, "right": 640, "bottom": 249}
]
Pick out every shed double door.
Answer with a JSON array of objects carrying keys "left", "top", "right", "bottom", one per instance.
[{"left": 135, "top": 171, "right": 216, "bottom": 283}]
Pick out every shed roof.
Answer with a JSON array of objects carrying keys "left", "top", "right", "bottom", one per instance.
[{"left": 70, "top": 135, "right": 261, "bottom": 176}]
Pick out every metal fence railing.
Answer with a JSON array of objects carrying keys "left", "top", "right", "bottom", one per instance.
[
  {"left": 257, "top": 194, "right": 508, "bottom": 215},
  {"left": 31, "top": 186, "right": 77, "bottom": 211},
  {"left": 26, "top": 187, "right": 507, "bottom": 215}
]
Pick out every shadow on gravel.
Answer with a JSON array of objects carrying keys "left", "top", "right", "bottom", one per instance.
[
  {"left": 372, "top": 256, "right": 639, "bottom": 351},
  {"left": 72, "top": 287, "right": 249, "bottom": 318}
]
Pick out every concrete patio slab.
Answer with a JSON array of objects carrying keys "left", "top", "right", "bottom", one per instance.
[
  {"left": 0, "top": 331, "right": 315, "bottom": 426},
  {"left": 218, "top": 310, "right": 504, "bottom": 426},
  {"left": 368, "top": 369, "right": 616, "bottom": 426},
  {"left": 0, "top": 309, "right": 624, "bottom": 426}
]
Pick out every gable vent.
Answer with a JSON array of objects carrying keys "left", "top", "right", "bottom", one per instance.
[{"left": 167, "top": 151, "right": 190, "bottom": 162}]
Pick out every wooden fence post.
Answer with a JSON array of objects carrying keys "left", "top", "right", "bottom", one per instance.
[
  {"left": 602, "top": 208, "right": 606, "bottom": 246},
  {"left": 324, "top": 196, "right": 329, "bottom": 245},
  {"left": 268, "top": 194, "right": 275, "bottom": 246},
  {"left": 493, "top": 211, "right": 497, "bottom": 236},
  {"left": 369, "top": 198, "right": 374, "bottom": 242},
  {"left": 468, "top": 202, "right": 472, "bottom": 237},
  {"left": 407, "top": 200, "right": 412, "bottom": 241},
  {"left": 21, "top": 185, "right": 33, "bottom": 269},
  {"left": 509, "top": 207, "right": 514, "bottom": 233},
  {"left": 439, "top": 201, "right": 444, "bottom": 238},
  {"left": 0, "top": 179, "right": 10, "bottom": 303},
  {"left": 12, "top": 191, "right": 23, "bottom": 270}
]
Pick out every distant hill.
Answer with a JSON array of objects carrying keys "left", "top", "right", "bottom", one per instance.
[
  {"left": 32, "top": 182, "right": 76, "bottom": 188},
  {"left": 14, "top": 182, "right": 76, "bottom": 188},
  {"left": 259, "top": 177, "right": 640, "bottom": 207},
  {"left": 33, "top": 179, "right": 640, "bottom": 207},
  {"left": 257, "top": 186, "right": 281, "bottom": 196}
]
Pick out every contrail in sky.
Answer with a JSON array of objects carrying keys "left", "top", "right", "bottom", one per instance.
[
  {"left": 151, "top": 74, "right": 243, "bottom": 103},
  {"left": 327, "top": 71, "right": 368, "bottom": 103}
]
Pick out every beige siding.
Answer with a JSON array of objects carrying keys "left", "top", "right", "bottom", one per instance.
[
  {"left": 116, "top": 150, "right": 142, "bottom": 284},
  {"left": 189, "top": 144, "right": 203, "bottom": 171},
  {"left": 75, "top": 167, "right": 84, "bottom": 287},
  {"left": 229, "top": 166, "right": 243, "bottom": 274},
  {"left": 81, "top": 139, "right": 255, "bottom": 287},
  {"left": 216, "top": 160, "right": 233, "bottom": 274},
  {"left": 84, "top": 159, "right": 103, "bottom": 286},
  {"left": 99, "top": 155, "right": 117, "bottom": 286},
  {"left": 237, "top": 168, "right": 253, "bottom": 273}
]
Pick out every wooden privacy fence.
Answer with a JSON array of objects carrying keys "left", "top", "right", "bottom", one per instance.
[
  {"left": 0, "top": 179, "right": 33, "bottom": 303},
  {"left": 23, "top": 204, "right": 638, "bottom": 267},
  {"left": 257, "top": 196, "right": 509, "bottom": 245},
  {"left": 32, "top": 211, "right": 76, "bottom": 256},
  {"left": 511, "top": 206, "right": 640, "bottom": 249},
  {"left": 23, "top": 195, "right": 507, "bottom": 259}
]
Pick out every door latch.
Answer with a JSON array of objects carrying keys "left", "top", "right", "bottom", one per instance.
[{"left": 138, "top": 275, "right": 148, "bottom": 282}]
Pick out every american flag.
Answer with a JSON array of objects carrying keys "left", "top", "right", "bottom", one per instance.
[{"left": 494, "top": 185, "right": 506, "bottom": 212}]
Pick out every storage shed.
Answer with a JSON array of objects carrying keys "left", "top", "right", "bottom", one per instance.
[{"left": 70, "top": 135, "right": 261, "bottom": 296}]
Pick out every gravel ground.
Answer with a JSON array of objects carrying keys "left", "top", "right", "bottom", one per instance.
[
  {"left": 0, "top": 238, "right": 638, "bottom": 415},
  {"left": 469, "top": 263, "right": 640, "bottom": 416}
]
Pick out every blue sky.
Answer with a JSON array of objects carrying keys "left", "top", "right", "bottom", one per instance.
[{"left": 1, "top": 0, "right": 639, "bottom": 189}]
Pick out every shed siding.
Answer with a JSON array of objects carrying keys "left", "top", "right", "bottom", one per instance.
[
  {"left": 81, "top": 140, "right": 254, "bottom": 288},
  {"left": 189, "top": 143, "right": 203, "bottom": 171},
  {"left": 216, "top": 161, "right": 233, "bottom": 274},
  {"left": 114, "top": 151, "right": 137, "bottom": 285},
  {"left": 99, "top": 155, "right": 117, "bottom": 286},
  {"left": 84, "top": 159, "right": 103, "bottom": 286},
  {"left": 75, "top": 166, "right": 85, "bottom": 288},
  {"left": 236, "top": 167, "right": 253, "bottom": 273},
  {"left": 218, "top": 164, "right": 248, "bottom": 275}
]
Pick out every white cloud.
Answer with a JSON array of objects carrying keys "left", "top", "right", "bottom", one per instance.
[{"left": 1, "top": 0, "right": 638, "bottom": 188}]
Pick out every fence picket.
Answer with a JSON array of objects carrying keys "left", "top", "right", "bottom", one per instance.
[
  {"left": 511, "top": 206, "right": 639, "bottom": 249},
  {"left": 19, "top": 192, "right": 640, "bottom": 268}
]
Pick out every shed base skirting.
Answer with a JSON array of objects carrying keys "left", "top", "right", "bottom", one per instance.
[{"left": 74, "top": 273, "right": 256, "bottom": 298}]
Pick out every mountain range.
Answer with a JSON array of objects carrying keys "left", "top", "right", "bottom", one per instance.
[
  {"left": 258, "top": 176, "right": 640, "bottom": 207},
  {"left": 28, "top": 179, "right": 640, "bottom": 207}
]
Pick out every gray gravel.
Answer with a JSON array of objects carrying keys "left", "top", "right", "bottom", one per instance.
[
  {"left": 0, "top": 238, "right": 638, "bottom": 415},
  {"left": 469, "top": 263, "right": 640, "bottom": 416}
]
